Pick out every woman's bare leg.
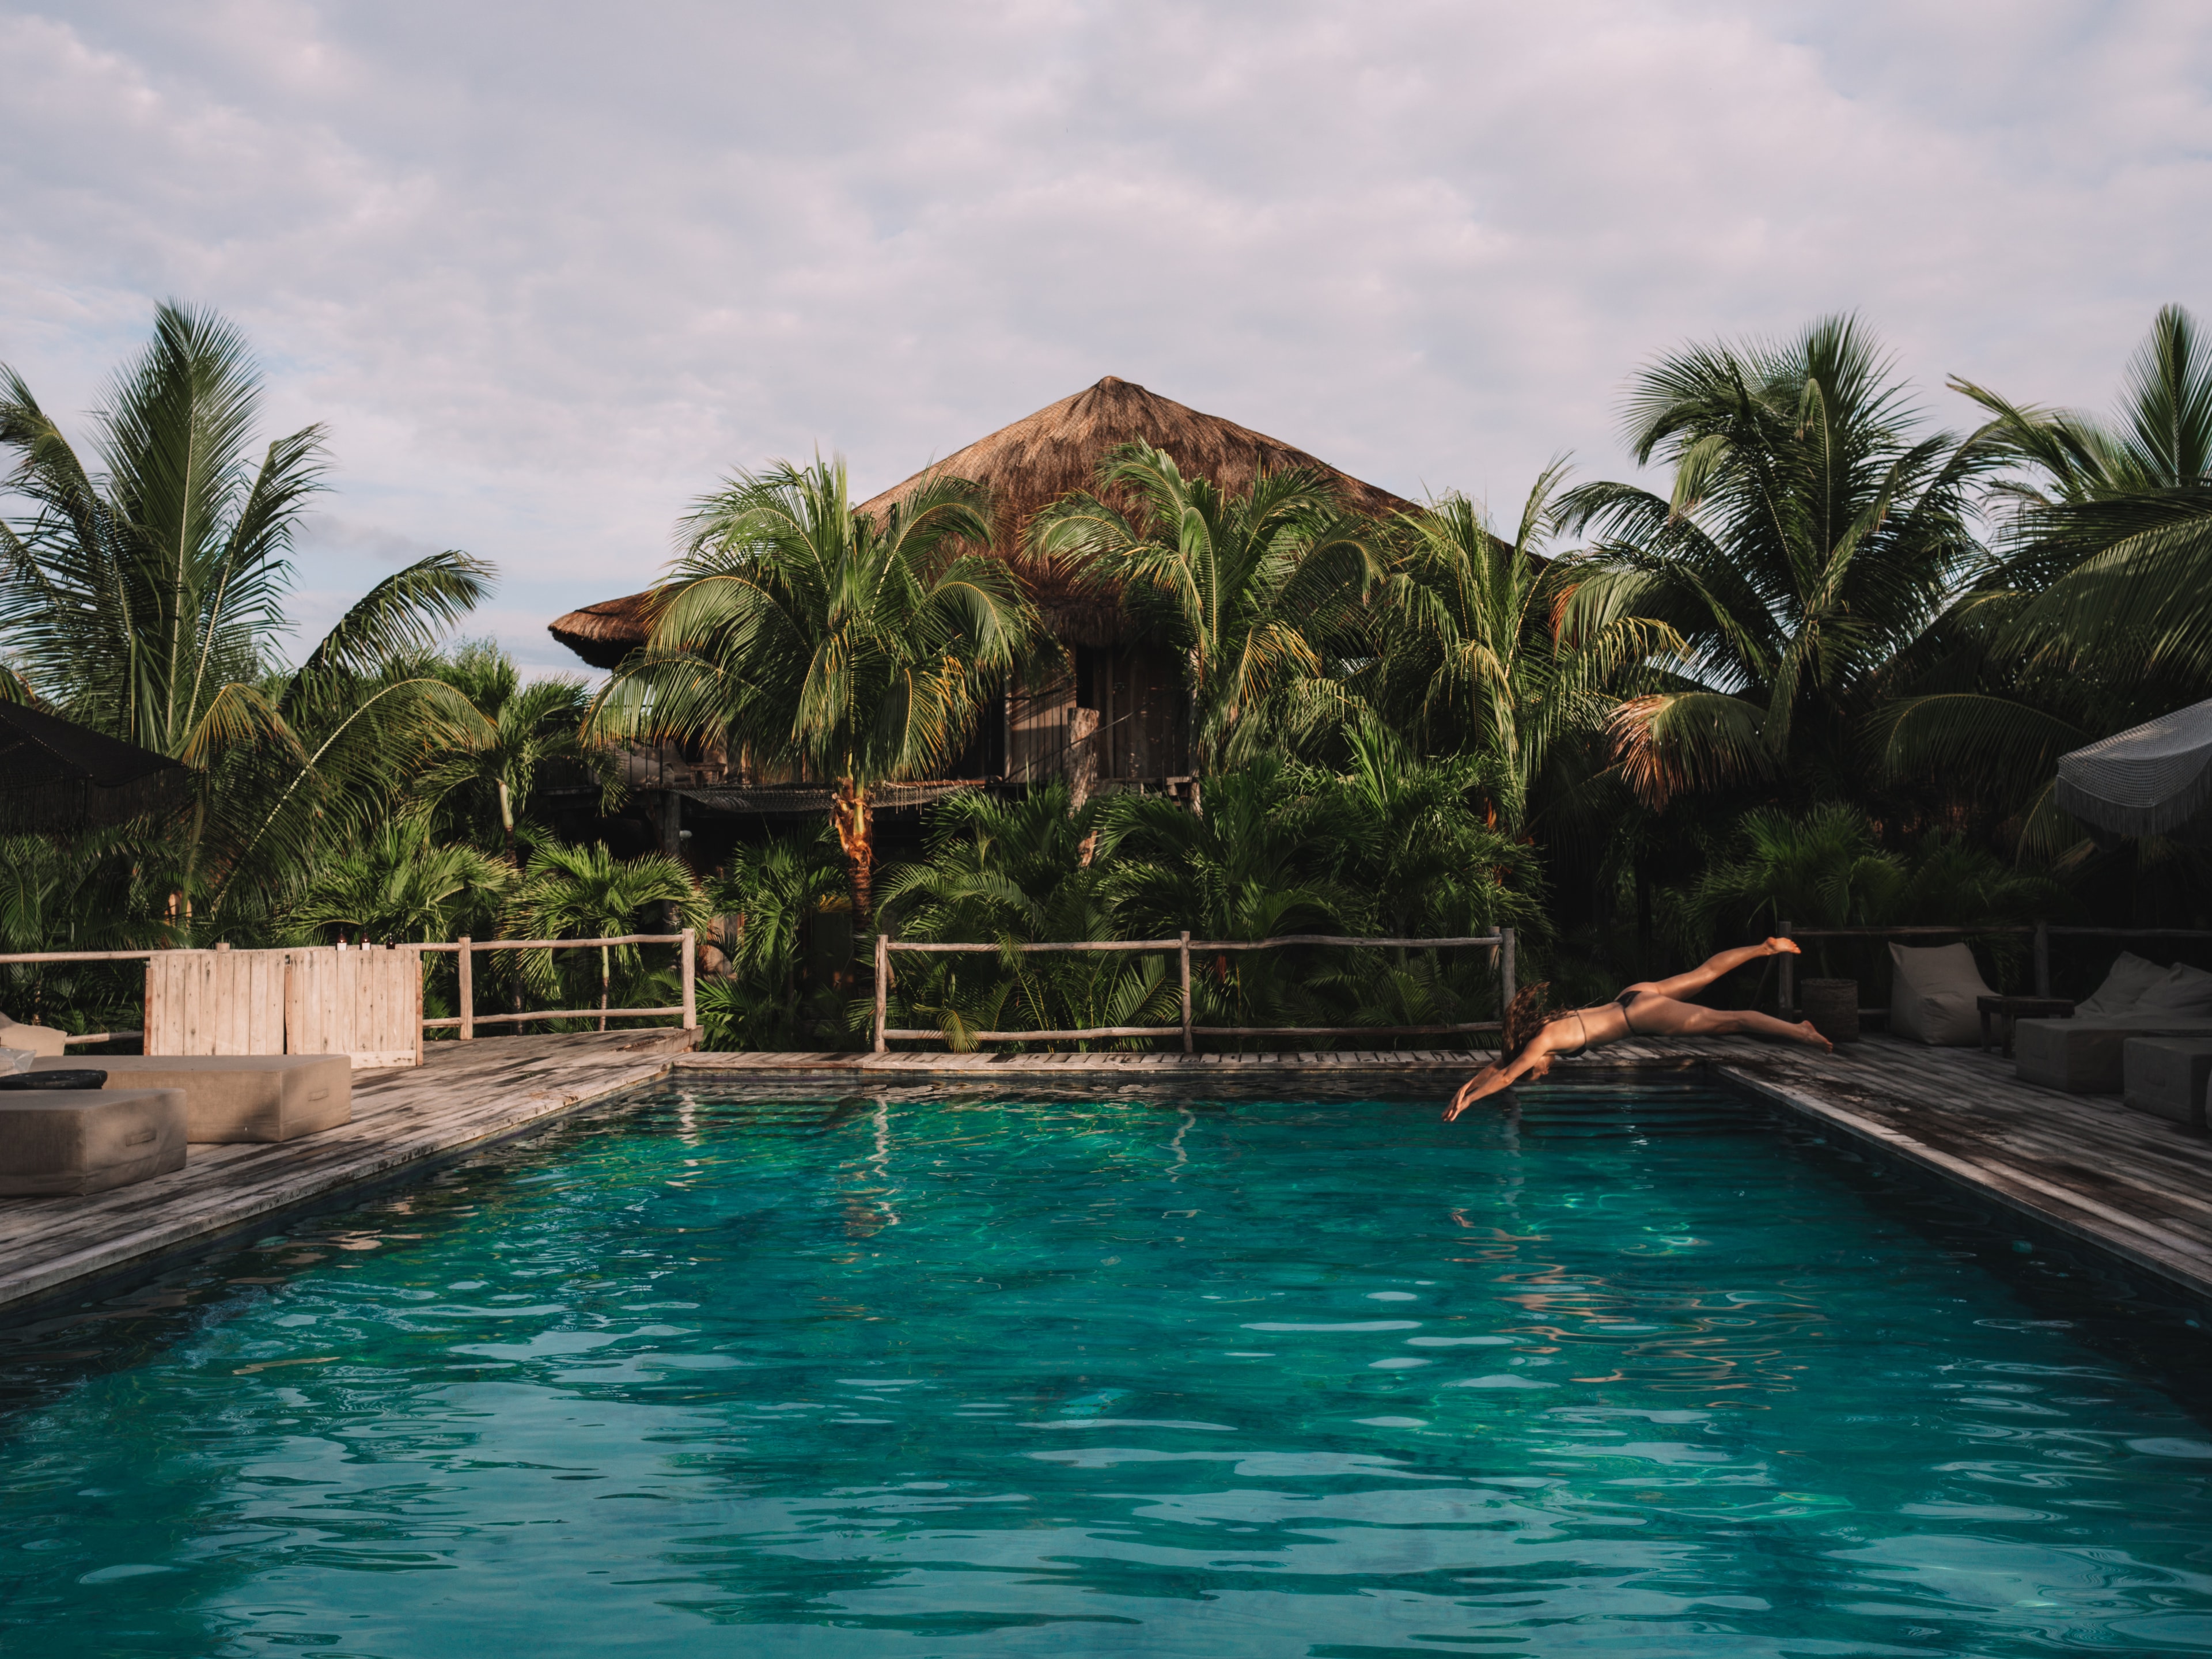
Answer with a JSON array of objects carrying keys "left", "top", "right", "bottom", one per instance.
[
  {"left": 1634, "top": 939, "right": 1798, "bottom": 1002},
  {"left": 1625, "top": 994, "right": 1831, "bottom": 1052}
]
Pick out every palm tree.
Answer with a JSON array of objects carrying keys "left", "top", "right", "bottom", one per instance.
[
  {"left": 1881, "top": 305, "right": 2212, "bottom": 849},
  {"left": 0, "top": 303, "right": 490, "bottom": 933},
  {"left": 515, "top": 842, "right": 702, "bottom": 1029},
  {"left": 591, "top": 457, "right": 1036, "bottom": 925},
  {"left": 1369, "top": 468, "right": 1680, "bottom": 831},
  {"left": 1029, "top": 441, "right": 1384, "bottom": 774},
  {"left": 294, "top": 820, "right": 513, "bottom": 944},
  {"left": 697, "top": 828, "right": 850, "bottom": 1050},
  {"left": 1321, "top": 722, "right": 1539, "bottom": 940},
  {"left": 876, "top": 783, "right": 1157, "bottom": 1046},
  {"left": 419, "top": 639, "right": 610, "bottom": 865},
  {"left": 1562, "top": 316, "right": 1999, "bottom": 806}
]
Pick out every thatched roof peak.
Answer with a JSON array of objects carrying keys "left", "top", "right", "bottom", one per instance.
[
  {"left": 548, "top": 377, "right": 1413, "bottom": 665},
  {"left": 855, "top": 374, "right": 1411, "bottom": 529}
]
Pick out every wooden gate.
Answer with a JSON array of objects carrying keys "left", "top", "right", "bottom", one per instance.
[
  {"left": 142, "top": 946, "right": 422, "bottom": 1069},
  {"left": 284, "top": 947, "right": 423, "bottom": 1069},
  {"left": 143, "top": 949, "right": 287, "bottom": 1056}
]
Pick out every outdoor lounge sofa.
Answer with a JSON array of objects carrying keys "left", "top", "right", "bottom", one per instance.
[
  {"left": 2013, "top": 951, "right": 2212, "bottom": 1093},
  {"left": 0, "top": 1085, "right": 187, "bottom": 1195},
  {"left": 26, "top": 1054, "right": 351, "bottom": 1143}
]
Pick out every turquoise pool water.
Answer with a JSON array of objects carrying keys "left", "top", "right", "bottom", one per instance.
[{"left": 3, "top": 1082, "right": 2211, "bottom": 1657}]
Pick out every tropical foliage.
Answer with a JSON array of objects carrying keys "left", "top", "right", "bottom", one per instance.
[
  {"left": 7, "top": 298, "right": 2210, "bottom": 1055},
  {"left": 589, "top": 457, "right": 1039, "bottom": 923},
  {"left": 1029, "top": 441, "right": 1382, "bottom": 770}
]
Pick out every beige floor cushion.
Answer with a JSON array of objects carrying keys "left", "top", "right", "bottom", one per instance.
[
  {"left": 29, "top": 1054, "right": 351, "bottom": 1143},
  {"left": 0, "top": 1014, "right": 70, "bottom": 1058},
  {"left": 0, "top": 1087, "right": 187, "bottom": 1196},
  {"left": 1889, "top": 942, "right": 1997, "bottom": 1046}
]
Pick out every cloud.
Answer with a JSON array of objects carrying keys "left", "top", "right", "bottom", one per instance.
[{"left": 3, "top": 0, "right": 2210, "bottom": 672}]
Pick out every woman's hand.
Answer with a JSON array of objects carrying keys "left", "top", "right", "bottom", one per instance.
[{"left": 1444, "top": 1071, "right": 1493, "bottom": 1121}]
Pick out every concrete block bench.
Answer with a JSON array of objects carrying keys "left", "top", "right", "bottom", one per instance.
[
  {"left": 2015, "top": 1017, "right": 2212, "bottom": 1093},
  {"left": 0, "top": 1087, "right": 187, "bottom": 1195},
  {"left": 28, "top": 1055, "right": 351, "bottom": 1143},
  {"left": 2122, "top": 1037, "right": 2212, "bottom": 1127}
]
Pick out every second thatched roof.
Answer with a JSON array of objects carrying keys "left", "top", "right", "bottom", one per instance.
[{"left": 548, "top": 375, "right": 1414, "bottom": 665}]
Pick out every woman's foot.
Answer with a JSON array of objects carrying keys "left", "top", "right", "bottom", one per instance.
[
  {"left": 1794, "top": 1019, "right": 1832, "bottom": 1052},
  {"left": 1767, "top": 937, "right": 1802, "bottom": 957}
]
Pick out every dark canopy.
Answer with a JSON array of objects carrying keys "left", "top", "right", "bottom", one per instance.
[
  {"left": 2055, "top": 698, "right": 2212, "bottom": 839},
  {"left": 0, "top": 702, "right": 192, "bottom": 834}
]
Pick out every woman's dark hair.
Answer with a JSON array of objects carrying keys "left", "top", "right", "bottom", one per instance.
[{"left": 1499, "top": 982, "right": 1554, "bottom": 1064}]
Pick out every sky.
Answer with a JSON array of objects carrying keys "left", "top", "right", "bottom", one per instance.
[{"left": 2, "top": 1, "right": 2209, "bottom": 675}]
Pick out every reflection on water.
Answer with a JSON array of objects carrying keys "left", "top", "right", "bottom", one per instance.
[{"left": 1, "top": 1082, "right": 2210, "bottom": 1656}]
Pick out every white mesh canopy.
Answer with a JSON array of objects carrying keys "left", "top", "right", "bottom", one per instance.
[{"left": 2055, "top": 698, "right": 2212, "bottom": 838}]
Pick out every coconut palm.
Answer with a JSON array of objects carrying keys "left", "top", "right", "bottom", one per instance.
[
  {"left": 1028, "top": 441, "right": 1384, "bottom": 773},
  {"left": 419, "top": 639, "right": 610, "bottom": 865},
  {"left": 514, "top": 842, "right": 703, "bottom": 1029},
  {"left": 1369, "top": 469, "right": 1680, "bottom": 830},
  {"left": 0, "top": 303, "right": 490, "bottom": 932},
  {"left": 1562, "top": 316, "right": 1999, "bottom": 806},
  {"left": 591, "top": 457, "right": 1036, "bottom": 926},
  {"left": 1881, "top": 306, "right": 2212, "bottom": 847}
]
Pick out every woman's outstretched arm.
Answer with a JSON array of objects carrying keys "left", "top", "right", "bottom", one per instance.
[{"left": 1445, "top": 1030, "right": 1559, "bottom": 1119}]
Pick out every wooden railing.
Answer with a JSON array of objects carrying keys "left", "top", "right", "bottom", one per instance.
[
  {"left": 421, "top": 930, "right": 696, "bottom": 1037},
  {"left": 1, "top": 935, "right": 699, "bottom": 1048},
  {"left": 872, "top": 927, "right": 1514, "bottom": 1052}
]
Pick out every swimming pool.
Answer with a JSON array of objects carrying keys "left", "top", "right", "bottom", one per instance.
[{"left": 2, "top": 1081, "right": 2210, "bottom": 1656}]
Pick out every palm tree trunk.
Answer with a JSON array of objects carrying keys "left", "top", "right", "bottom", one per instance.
[{"left": 831, "top": 778, "right": 874, "bottom": 928}]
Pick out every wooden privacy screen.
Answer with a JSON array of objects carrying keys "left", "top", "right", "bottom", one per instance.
[
  {"left": 285, "top": 948, "right": 423, "bottom": 1069},
  {"left": 143, "top": 949, "right": 287, "bottom": 1057},
  {"left": 143, "top": 946, "right": 423, "bottom": 1069}
]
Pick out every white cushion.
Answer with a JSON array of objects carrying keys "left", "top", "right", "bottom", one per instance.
[
  {"left": 2077, "top": 951, "right": 2172, "bottom": 1016},
  {"left": 2134, "top": 961, "right": 2212, "bottom": 1017},
  {"left": 1, "top": 1047, "right": 32, "bottom": 1074},
  {"left": 1889, "top": 942, "right": 1997, "bottom": 1046}
]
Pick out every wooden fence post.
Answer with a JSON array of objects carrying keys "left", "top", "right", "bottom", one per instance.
[
  {"left": 681, "top": 927, "right": 697, "bottom": 1029},
  {"left": 1499, "top": 926, "right": 1516, "bottom": 1014},
  {"left": 873, "top": 933, "right": 889, "bottom": 1054},
  {"left": 458, "top": 936, "right": 474, "bottom": 1041},
  {"left": 1179, "top": 930, "right": 1193, "bottom": 1054},
  {"left": 1779, "top": 918, "right": 1794, "bottom": 1014},
  {"left": 2033, "top": 918, "right": 2051, "bottom": 998}
]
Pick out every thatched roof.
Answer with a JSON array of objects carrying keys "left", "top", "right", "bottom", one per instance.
[{"left": 548, "top": 375, "right": 1414, "bottom": 665}]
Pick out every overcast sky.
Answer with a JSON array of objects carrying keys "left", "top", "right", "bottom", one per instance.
[{"left": 3, "top": 1, "right": 2207, "bottom": 673}]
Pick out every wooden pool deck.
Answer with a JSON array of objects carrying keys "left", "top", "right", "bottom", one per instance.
[{"left": 2, "top": 1026, "right": 2209, "bottom": 1320}]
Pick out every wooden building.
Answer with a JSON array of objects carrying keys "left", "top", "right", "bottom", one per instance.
[{"left": 548, "top": 377, "right": 1412, "bottom": 841}]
